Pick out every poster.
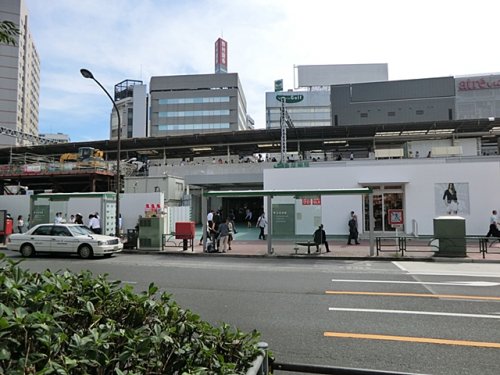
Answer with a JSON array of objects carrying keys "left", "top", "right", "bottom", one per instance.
[{"left": 434, "top": 182, "right": 470, "bottom": 215}]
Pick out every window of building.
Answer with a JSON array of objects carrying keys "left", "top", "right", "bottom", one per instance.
[
  {"left": 416, "top": 110, "right": 424, "bottom": 115},
  {"left": 158, "top": 109, "right": 230, "bottom": 118},
  {"left": 158, "top": 97, "right": 230, "bottom": 105},
  {"left": 360, "top": 113, "right": 368, "bottom": 118},
  {"left": 388, "top": 112, "right": 396, "bottom": 117}
]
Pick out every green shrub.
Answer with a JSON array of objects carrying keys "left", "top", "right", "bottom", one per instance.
[{"left": 0, "top": 254, "right": 261, "bottom": 374}]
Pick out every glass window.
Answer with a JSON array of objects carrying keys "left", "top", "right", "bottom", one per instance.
[
  {"left": 32, "top": 225, "right": 53, "bottom": 236},
  {"left": 158, "top": 97, "right": 230, "bottom": 105},
  {"left": 53, "top": 226, "right": 72, "bottom": 237}
]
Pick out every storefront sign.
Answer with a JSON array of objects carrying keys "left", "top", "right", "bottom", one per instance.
[
  {"left": 457, "top": 78, "right": 500, "bottom": 91},
  {"left": 276, "top": 94, "right": 304, "bottom": 103}
]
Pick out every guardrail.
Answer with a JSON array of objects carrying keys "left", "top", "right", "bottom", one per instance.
[
  {"left": 247, "top": 342, "right": 427, "bottom": 375},
  {"left": 375, "top": 235, "right": 500, "bottom": 259}
]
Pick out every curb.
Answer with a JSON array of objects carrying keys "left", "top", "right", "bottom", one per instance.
[{"left": 122, "top": 249, "right": 500, "bottom": 263}]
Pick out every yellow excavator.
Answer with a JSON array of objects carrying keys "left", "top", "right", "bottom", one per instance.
[{"left": 60, "top": 147, "right": 106, "bottom": 169}]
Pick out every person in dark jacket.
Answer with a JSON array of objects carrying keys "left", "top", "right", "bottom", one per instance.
[
  {"left": 313, "top": 224, "right": 330, "bottom": 253},
  {"left": 347, "top": 212, "right": 360, "bottom": 245}
]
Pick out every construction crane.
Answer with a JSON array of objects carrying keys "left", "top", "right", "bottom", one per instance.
[{"left": 0, "top": 125, "right": 65, "bottom": 145}]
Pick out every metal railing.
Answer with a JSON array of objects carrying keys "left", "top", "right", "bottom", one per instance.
[{"left": 247, "top": 342, "right": 427, "bottom": 375}]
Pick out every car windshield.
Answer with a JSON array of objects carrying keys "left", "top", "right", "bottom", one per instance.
[{"left": 68, "top": 225, "right": 95, "bottom": 236}]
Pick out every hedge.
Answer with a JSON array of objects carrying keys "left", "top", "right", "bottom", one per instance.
[{"left": 0, "top": 254, "right": 262, "bottom": 374}]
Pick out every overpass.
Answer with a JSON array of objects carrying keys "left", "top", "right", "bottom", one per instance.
[{"left": 0, "top": 119, "right": 499, "bottom": 164}]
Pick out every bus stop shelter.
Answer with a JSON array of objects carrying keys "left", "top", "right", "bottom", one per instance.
[{"left": 201, "top": 188, "right": 375, "bottom": 256}]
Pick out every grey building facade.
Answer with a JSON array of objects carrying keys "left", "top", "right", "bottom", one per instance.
[
  {"left": 113, "top": 80, "right": 148, "bottom": 140},
  {"left": 331, "top": 77, "right": 456, "bottom": 126},
  {"left": 149, "top": 73, "right": 249, "bottom": 136},
  {"left": 0, "top": 0, "right": 40, "bottom": 146}
]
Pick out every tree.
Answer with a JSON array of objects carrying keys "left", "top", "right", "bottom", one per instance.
[{"left": 0, "top": 20, "right": 20, "bottom": 46}]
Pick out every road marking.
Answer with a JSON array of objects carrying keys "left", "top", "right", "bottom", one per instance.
[
  {"left": 325, "top": 290, "right": 500, "bottom": 301},
  {"left": 331, "top": 279, "right": 500, "bottom": 287},
  {"left": 329, "top": 307, "right": 500, "bottom": 319},
  {"left": 323, "top": 332, "right": 500, "bottom": 349}
]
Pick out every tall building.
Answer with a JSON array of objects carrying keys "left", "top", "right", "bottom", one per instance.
[
  {"left": 0, "top": 0, "right": 40, "bottom": 147},
  {"left": 266, "top": 64, "right": 388, "bottom": 129},
  {"left": 149, "top": 73, "right": 250, "bottom": 136},
  {"left": 113, "top": 80, "right": 148, "bottom": 140}
]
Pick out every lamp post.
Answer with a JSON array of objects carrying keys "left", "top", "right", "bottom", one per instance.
[{"left": 80, "top": 68, "right": 121, "bottom": 237}]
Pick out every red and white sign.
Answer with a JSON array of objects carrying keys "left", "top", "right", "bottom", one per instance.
[
  {"left": 388, "top": 209, "right": 404, "bottom": 225},
  {"left": 215, "top": 38, "right": 227, "bottom": 72}
]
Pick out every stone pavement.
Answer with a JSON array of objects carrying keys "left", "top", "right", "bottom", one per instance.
[{"left": 133, "top": 237, "right": 500, "bottom": 263}]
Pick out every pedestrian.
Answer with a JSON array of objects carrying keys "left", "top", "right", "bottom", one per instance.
[
  {"left": 217, "top": 218, "right": 230, "bottom": 253},
  {"left": 69, "top": 214, "right": 75, "bottom": 223},
  {"left": 74, "top": 213, "right": 84, "bottom": 225},
  {"left": 245, "top": 208, "right": 253, "bottom": 228},
  {"left": 88, "top": 214, "right": 101, "bottom": 234},
  {"left": 54, "top": 212, "right": 63, "bottom": 224},
  {"left": 486, "top": 210, "right": 500, "bottom": 238},
  {"left": 199, "top": 209, "right": 214, "bottom": 245},
  {"left": 347, "top": 211, "right": 360, "bottom": 245},
  {"left": 228, "top": 209, "right": 237, "bottom": 234},
  {"left": 17, "top": 215, "right": 24, "bottom": 233},
  {"left": 256, "top": 212, "right": 267, "bottom": 240},
  {"left": 313, "top": 224, "right": 330, "bottom": 253},
  {"left": 228, "top": 219, "right": 234, "bottom": 250}
]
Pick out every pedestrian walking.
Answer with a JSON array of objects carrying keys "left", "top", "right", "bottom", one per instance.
[
  {"left": 486, "top": 210, "right": 500, "bottom": 238},
  {"left": 256, "top": 212, "right": 267, "bottom": 240},
  {"left": 347, "top": 211, "right": 360, "bottom": 245}
]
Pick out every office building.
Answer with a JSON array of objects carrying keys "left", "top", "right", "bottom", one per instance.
[
  {"left": 149, "top": 73, "right": 250, "bottom": 136},
  {"left": 266, "top": 64, "right": 389, "bottom": 129},
  {"left": 0, "top": 0, "right": 40, "bottom": 147},
  {"left": 113, "top": 80, "right": 148, "bottom": 139}
]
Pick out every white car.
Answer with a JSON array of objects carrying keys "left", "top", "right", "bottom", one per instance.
[{"left": 7, "top": 223, "right": 123, "bottom": 259}]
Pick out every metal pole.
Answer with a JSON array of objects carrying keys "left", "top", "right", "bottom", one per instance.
[
  {"left": 80, "top": 69, "right": 121, "bottom": 236},
  {"left": 369, "top": 192, "right": 374, "bottom": 256},
  {"left": 267, "top": 195, "right": 272, "bottom": 255}
]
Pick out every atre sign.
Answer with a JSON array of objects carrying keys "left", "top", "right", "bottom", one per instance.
[
  {"left": 457, "top": 77, "right": 500, "bottom": 91},
  {"left": 276, "top": 94, "right": 304, "bottom": 103}
]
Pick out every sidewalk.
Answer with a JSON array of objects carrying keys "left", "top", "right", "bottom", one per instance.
[{"left": 129, "top": 226, "right": 500, "bottom": 262}]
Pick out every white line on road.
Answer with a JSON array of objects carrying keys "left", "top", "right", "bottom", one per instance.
[
  {"left": 329, "top": 307, "right": 500, "bottom": 319},
  {"left": 331, "top": 279, "right": 500, "bottom": 287}
]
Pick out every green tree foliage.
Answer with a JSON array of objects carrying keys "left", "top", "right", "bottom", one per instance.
[
  {"left": 0, "top": 254, "right": 262, "bottom": 374},
  {"left": 0, "top": 20, "right": 20, "bottom": 46}
]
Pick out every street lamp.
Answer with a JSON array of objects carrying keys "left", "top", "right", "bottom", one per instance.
[{"left": 80, "top": 68, "right": 121, "bottom": 237}]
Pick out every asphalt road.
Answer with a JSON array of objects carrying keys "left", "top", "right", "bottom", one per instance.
[{"left": 5, "top": 252, "right": 500, "bottom": 375}]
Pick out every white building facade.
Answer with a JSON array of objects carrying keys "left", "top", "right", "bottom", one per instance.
[{"left": 263, "top": 158, "right": 499, "bottom": 237}]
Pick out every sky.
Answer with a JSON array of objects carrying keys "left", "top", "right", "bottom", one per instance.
[{"left": 25, "top": 0, "right": 500, "bottom": 143}]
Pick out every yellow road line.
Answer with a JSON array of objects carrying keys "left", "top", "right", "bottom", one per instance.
[
  {"left": 325, "top": 290, "right": 500, "bottom": 301},
  {"left": 323, "top": 332, "right": 500, "bottom": 348}
]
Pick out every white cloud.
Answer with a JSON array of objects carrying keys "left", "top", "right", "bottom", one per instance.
[{"left": 25, "top": 0, "right": 500, "bottom": 141}]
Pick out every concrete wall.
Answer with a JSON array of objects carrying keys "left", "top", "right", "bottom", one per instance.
[
  {"left": 332, "top": 77, "right": 456, "bottom": 126},
  {"left": 264, "top": 159, "right": 500, "bottom": 236}
]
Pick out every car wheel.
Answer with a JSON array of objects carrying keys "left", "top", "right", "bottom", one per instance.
[
  {"left": 20, "top": 244, "right": 35, "bottom": 257},
  {"left": 78, "top": 245, "right": 93, "bottom": 259}
]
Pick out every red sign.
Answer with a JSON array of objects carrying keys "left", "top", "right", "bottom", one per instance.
[
  {"left": 388, "top": 209, "right": 404, "bottom": 225},
  {"left": 312, "top": 197, "right": 321, "bottom": 205},
  {"left": 302, "top": 198, "right": 311, "bottom": 205},
  {"left": 457, "top": 78, "right": 500, "bottom": 91},
  {"left": 215, "top": 38, "right": 227, "bottom": 72}
]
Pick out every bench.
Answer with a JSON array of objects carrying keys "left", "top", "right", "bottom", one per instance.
[{"left": 294, "top": 241, "right": 320, "bottom": 254}]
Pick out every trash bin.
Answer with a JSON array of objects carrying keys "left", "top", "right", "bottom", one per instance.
[
  {"left": 433, "top": 216, "right": 466, "bottom": 257},
  {"left": 125, "top": 229, "right": 138, "bottom": 249}
]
